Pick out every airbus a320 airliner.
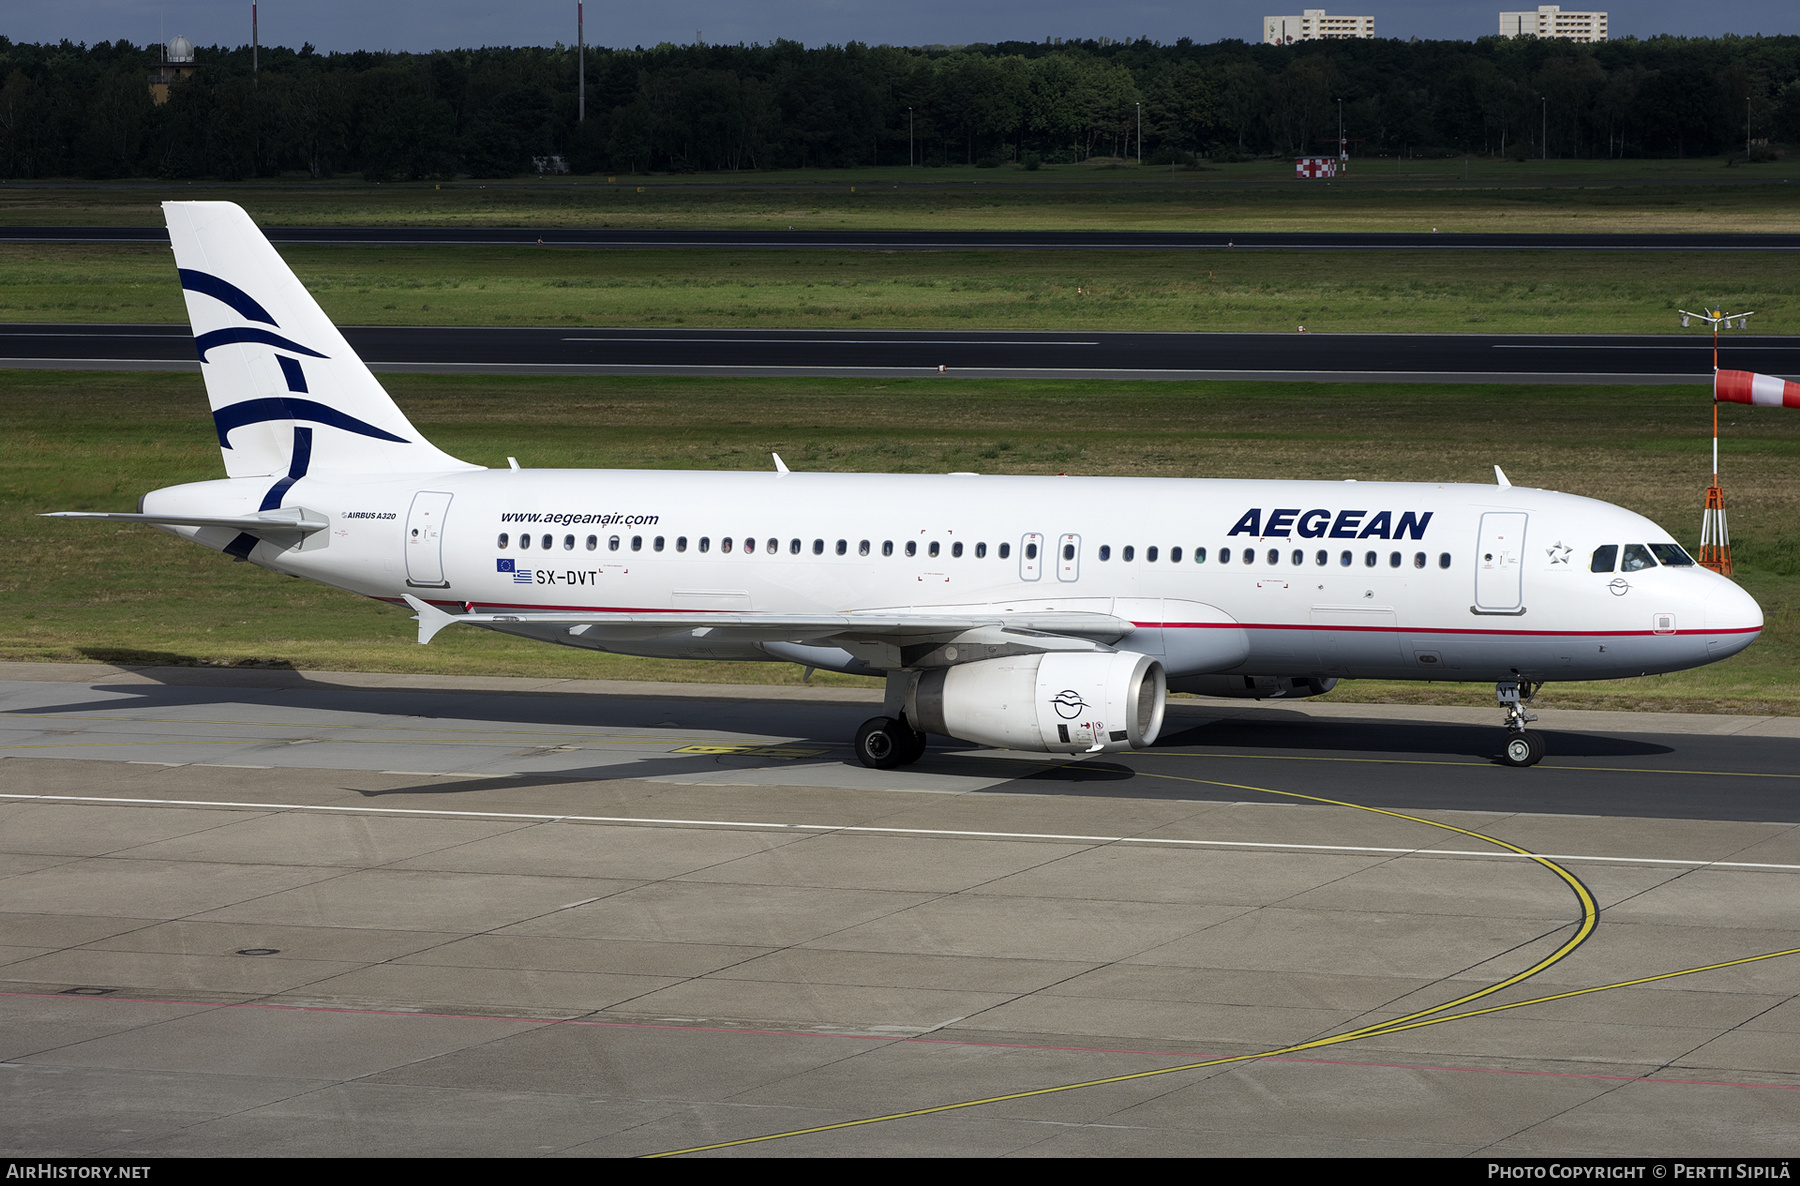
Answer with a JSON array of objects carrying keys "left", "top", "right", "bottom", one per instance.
[{"left": 48, "top": 202, "right": 1764, "bottom": 769}]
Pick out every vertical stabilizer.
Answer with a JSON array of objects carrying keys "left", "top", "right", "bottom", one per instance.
[{"left": 163, "top": 201, "right": 478, "bottom": 479}]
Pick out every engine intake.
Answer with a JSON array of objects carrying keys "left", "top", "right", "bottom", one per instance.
[{"left": 907, "top": 651, "right": 1166, "bottom": 753}]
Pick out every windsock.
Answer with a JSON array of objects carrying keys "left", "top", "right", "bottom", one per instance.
[{"left": 1716, "top": 369, "right": 1800, "bottom": 408}]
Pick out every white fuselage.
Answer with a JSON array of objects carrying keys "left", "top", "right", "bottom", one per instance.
[{"left": 142, "top": 468, "right": 1764, "bottom": 686}]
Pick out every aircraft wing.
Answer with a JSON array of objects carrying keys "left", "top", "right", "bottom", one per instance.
[{"left": 402, "top": 595, "right": 1133, "bottom": 648}]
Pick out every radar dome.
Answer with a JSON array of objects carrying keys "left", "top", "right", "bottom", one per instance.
[{"left": 167, "top": 36, "right": 195, "bottom": 63}]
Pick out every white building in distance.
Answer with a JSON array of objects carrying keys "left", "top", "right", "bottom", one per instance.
[
  {"left": 1263, "top": 10, "right": 1375, "bottom": 44},
  {"left": 1498, "top": 6, "right": 1608, "bottom": 41}
]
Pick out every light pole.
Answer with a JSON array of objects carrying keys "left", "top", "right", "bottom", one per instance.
[
  {"left": 1541, "top": 96, "right": 1547, "bottom": 161},
  {"left": 1337, "top": 98, "right": 1344, "bottom": 167},
  {"left": 1135, "top": 102, "right": 1141, "bottom": 164},
  {"left": 908, "top": 108, "right": 913, "bottom": 168},
  {"left": 1678, "top": 304, "right": 1758, "bottom": 574},
  {"left": 1747, "top": 95, "right": 1753, "bottom": 156}
]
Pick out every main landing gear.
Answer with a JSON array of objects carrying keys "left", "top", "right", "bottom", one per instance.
[
  {"left": 853, "top": 715, "right": 928, "bottom": 770},
  {"left": 1497, "top": 679, "right": 1546, "bottom": 768}
]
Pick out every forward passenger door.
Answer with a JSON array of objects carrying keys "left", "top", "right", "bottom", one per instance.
[{"left": 1475, "top": 512, "right": 1527, "bottom": 612}]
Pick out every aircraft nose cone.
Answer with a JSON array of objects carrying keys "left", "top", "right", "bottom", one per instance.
[{"left": 1702, "top": 578, "right": 1763, "bottom": 661}]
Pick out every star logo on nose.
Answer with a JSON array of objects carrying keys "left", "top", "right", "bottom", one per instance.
[{"left": 1546, "top": 541, "right": 1572, "bottom": 565}]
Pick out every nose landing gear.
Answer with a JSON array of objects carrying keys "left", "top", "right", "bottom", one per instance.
[
  {"left": 1497, "top": 679, "right": 1545, "bottom": 768},
  {"left": 853, "top": 715, "right": 928, "bottom": 770}
]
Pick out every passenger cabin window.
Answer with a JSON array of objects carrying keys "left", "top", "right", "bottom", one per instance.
[
  {"left": 541, "top": 535, "right": 552, "bottom": 550},
  {"left": 1364, "top": 551, "right": 1377, "bottom": 567},
  {"left": 585, "top": 535, "right": 597, "bottom": 551},
  {"left": 1438, "top": 552, "right": 1451, "bottom": 569},
  {"left": 1194, "top": 547, "right": 1206, "bottom": 564},
  {"left": 563, "top": 535, "right": 575, "bottom": 551},
  {"left": 1147, "top": 546, "right": 1159, "bottom": 563},
  {"left": 1413, "top": 552, "right": 1426, "bottom": 569},
  {"left": 1099, "top": 545, "right": 1112, "bottom": 561},
  {"left": 721, "top": 537, "right": 733, "bottom": 553},
  {"left": 744, "top": 537, "right": 755, "bottom": 554},
  {"left": 1220, "top": 547, "right": 1231, "bottom": 563},
  {"left": 1389, "top": 551, "right": 1401, "bottom": 568},
  {"left": 1025, "top": 542, "right": 1038, "bottom": 560},
  {"left": 1171, "top": 546, "right": 1183, "bottom": 563},
  {"left": 699, "top": 537, "right": 711, "bottom": 553},
  {"left": 1265, "top": 548, "right": 1277, "bottom": 565},
  {"left": 836, "top": 539, "right": 848, "bottom": 556},
  {"left": 928, "top": 541, "right": 939, "bottom": 558},
  {"left": 1340, "top": 551, "right": 1352, "bottom": 567},
  {"left": 1291, "top": 549, "right": 1303, "bottom": 566},
  {"left": 999, "top": 542, "right": 1011, "bottom": 559},
  {"left": 883, "top": 541, "right": 894, "bottom": 556},
  {"left": 633, "top": 536, "right": 643, "bottom": 551},
  {"left": 790, "top": 539, "right": 802, "bottom": 555},
  {"left": 1649, "top": 543, "right": 1695, "bottom": 567},
  {"left": 813, "top": 539, "right": 824, "bottom": 555},
  {"left": 766, "top": 538, "right": 777, "bottom": 554},
  {"left": 975, "top": 542, "right": 986, "bottom": 559},
  {"left": 519, "top": 534, "right": 531, "bottom": 550},
  {"left": 954, "top": 542, "right": 964, "bottom": 558},
  {"left": 497, "top": 533, "right": 509, "bottom": 549},
  {"left": 906, "top": 541, "right": 917, "bottom": 557},
  {"left": 860, "top": 540, "right": 871, "bottom": 556},
  {"left": 676, "top": 536, "right": 688, "bottom": 553},
  {"left": 1591, "top": 545, "right": 1618, "bottom": 573},
  {"left": 1123, "top": 545, "right": 1135, "bottom": 562},
  {"left": 609, "top": 536, "right": 621, "bottom": 551},
  {"left": 1621, "top": 544, "right": 1657, "bottom": 572}
]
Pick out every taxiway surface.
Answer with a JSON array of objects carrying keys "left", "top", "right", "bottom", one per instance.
[
  {"left": 3, "top": 663, "right": 1797, "bottom": 1157},
  {"left": 2, "top": 323, "right": 1791, "bottom": 383},
  {"left": 6, "top": 226, "right": 1800, "bottom": 251}
]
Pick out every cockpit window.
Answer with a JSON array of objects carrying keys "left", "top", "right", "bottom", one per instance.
[
  {"left": 1590, "top": 544, "right": 1617, "bottom": 573},
  {"left": 1620, "top": 544, "right": 1657, "bottom": 572},
  {"left": 1649, "top": 543, "right": 1695, "bottom": 567}
]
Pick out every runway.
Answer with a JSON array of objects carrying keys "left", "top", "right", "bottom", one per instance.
[
  {"left": 3, "top": 662, "right": 1797, "bottom": 1156},
  {"left": 7, "top": 225, "right": 1800, "bottom": 251},
  {"left": 3, "top": 323, "right": 1790, "bottom": 383}
]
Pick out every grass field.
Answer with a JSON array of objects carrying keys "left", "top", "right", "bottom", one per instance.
[
  {"left": 6, "top": 370, "right": 1797, "bottom": 713},
  {"left": 3, "top": 241, "right": 1793, "bottom": 336},
  {"left": 3, "top": 157, "right": 1800, "bottom": 232}
]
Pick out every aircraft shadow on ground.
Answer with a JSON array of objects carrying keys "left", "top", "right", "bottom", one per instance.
[
  {"left": 9, "top": 681, "right": 1701, "bottom": 803},
  {"left": 11, "top": 680, "right": 880, "bottom": 736},
  {"left": 1156, "top": 717, "right": 1674, "bottom": 760}
]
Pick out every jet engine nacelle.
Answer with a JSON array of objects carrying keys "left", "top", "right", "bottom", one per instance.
[{"left": 906, "top": 651, "right": 1166, "bottom": 754}]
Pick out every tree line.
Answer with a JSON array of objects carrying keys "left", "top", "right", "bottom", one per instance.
[{"left": 2, "top": 32, "right": 1799, "bottom": 180}]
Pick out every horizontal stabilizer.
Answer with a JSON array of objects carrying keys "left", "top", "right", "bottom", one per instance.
[{"left": 43, "top": 508, "right": 327, "bottom": 535}]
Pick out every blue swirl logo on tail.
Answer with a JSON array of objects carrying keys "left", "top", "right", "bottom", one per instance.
[
  {"left": 179, "top": 269, "right": 279, "bottom": 326},
  {"left": 212, "top": 397, "right": 409, "bottom": 449},
  {"left": 182, "top": 268, "right": 410, "bottom": 450}
]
